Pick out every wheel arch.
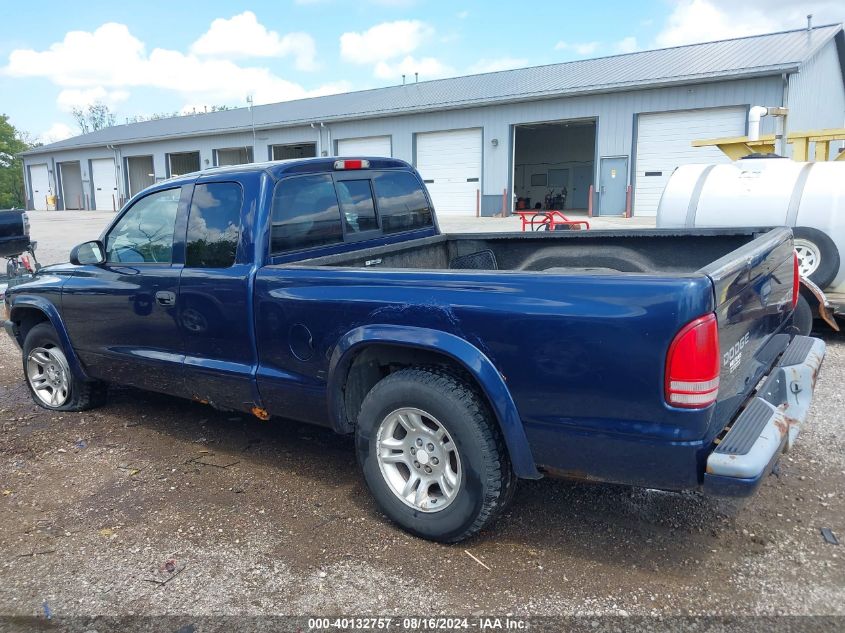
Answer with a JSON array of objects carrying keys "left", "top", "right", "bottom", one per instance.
[
  {"left": 9, "top": 296, "right": 92, "bottom": 381},
  {"left": 328, "top": 324, "right": 540, "bottom": 479}
]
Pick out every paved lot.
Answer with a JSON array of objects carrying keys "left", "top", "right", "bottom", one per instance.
[{"left": 0, "top": 211, "right": 842, "bottom": 620}]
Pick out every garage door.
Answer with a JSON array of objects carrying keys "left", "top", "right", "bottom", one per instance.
[
  {"left": 126, "top": 155, "right": 156, "bottom": 197},
  {"left": 416, "top": 128, "right": 481, "bottom": 216},
  {"left": 634, "top": 107, "right": 745, "bottom": 216},
  {"left": 91, "top": 158, "right": 117, "bottom": 211},
  {"left": 337, "top": 136, "right": 392, "bottom": 157},
  {"left": 59, "top": 162, "right": 84, "bottom": 209},
  {"left": 29, "top": 164, "right": 50, "bottom": 210}
]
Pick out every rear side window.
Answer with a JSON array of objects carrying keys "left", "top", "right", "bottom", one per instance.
[
  {"left": 271, "top": 175, "right": 343, "bottom": 253},
  {"left": 186, "top": 182, "right": 242, "bottom": 268},
  {"left": 372, "top": 172, "right": 433, "bottom": 234},
  {"left": 336, "top": 179, "right": 378, "bottom": 234}
]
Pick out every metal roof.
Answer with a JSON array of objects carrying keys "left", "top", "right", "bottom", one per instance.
[{"left": 24, "top": 24, "right": 844, "bottom": 156}]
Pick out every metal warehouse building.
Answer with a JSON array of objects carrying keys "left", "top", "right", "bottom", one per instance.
[{"left": 21, "top": 24, "right": 845, "bottom": 217}]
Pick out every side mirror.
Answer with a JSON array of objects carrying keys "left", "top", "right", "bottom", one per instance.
[{"left": 70, "top": 240, "right": 105, "bottom": 266}]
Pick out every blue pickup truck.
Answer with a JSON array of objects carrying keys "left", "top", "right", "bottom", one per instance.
[{"left": 3, "top": 157, "right": 826, "bottom": 542}]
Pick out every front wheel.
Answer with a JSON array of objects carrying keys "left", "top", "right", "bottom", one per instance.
[
  {"left": 22, "top": 323, "right": 107, "bottom": 411},
  {"left": 356, "top": 368, "right": 514, "bottom": 542}
]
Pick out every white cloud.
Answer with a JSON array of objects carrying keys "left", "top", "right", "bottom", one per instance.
[
  {"left": 57, "top": 87, "right": 130, "bottom": 112},
  {"left": 554, "top": 41, "right": 601, "bottom": 56},
  {"left": 615, "top": 36, "right": 639, "bottom": 54},
  {"left": 39, "top": 122, "right": 74, "bottom": 143},
  {"left": 341, "top": 20, "right": 432, "bottom": 64},
  {"left": 5, "top": 23, "right": 146, "bottom": 88},
  {"left": 190, "top": 11, "right": 318, "bottom": 71},
  {"left": 2, "top": 20, "right": 344, "bottom": 113},
  {"left": 655, "top": 0, "right": 845, "bottom": 47},
  {"left": 374, "top": 55, "right": 454, "bottom": 81},
  {"left": 468, "top": 57, "right": 528, "bottom": 74},
  {"left": 457, "top": 10, "right": 470, "bottom": 19}
]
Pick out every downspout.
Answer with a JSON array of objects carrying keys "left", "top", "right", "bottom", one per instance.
[
  {"left": 21, "top": 161, "right": 28, "bottom": 209},
  {"left": 311, "top": 123, "right": 322, "bottom": 157},
  {"left": 321, "top": 122, "right": 332, "bottom": 156},
  {"left": 106, "top": 144, "right": 123, "bottom": 208},
  {"left": 49, "top": 156, "right": 57, "bottom": 209},
  {"left": 780, "top": 72, "right": 790, "bottom": 156}
]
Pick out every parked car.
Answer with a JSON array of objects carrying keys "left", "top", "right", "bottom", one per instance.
[
  {"left": 1, "top": 208, "right": 39, "bottom": 303},
  {"left": 3, "top": 158, "right": 826, "bottom": 542},
  {"left": 1, "top": 208, "right": 31, "bottom": 260},
  {"left": 656, "top": 155, "right": 845, "bottom": 329}
]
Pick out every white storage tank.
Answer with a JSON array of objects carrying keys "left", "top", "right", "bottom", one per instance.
[{"left": 657, "top": 156, "right": 845, "bottom": 293}]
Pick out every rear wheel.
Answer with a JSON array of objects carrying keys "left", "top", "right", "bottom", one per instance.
[
  {"left": 793, "top": 227, "right": 839, "bottom": 288},
  {"left": 22, "top": 323, "right": 107, "bottom": 411},
  {"left": 355, "top": 368, "right": 514, "bottom": 542}
]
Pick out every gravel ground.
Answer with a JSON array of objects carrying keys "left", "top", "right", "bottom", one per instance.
[
  {"left": 0, "top": 328, "right": 843, "bottom": 619},
  {"left": 2, "top": 210, "right": 842, "bottom": 625}
]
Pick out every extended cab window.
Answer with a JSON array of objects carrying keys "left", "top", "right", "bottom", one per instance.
[
  {"left": 271, "top": 175, "right": 343, "bottom": 253},
  {"left": 186, "top": 183, "right": 242, "bottom": 268},
  {"left": 372, "top": 172, "right": 433, "bottom": 234},
  {"left": 335, "top": 179, "right": 378, "bottom": 235},
  {"left": 105, "top": 188, "right": 180, "bottom": 263}
]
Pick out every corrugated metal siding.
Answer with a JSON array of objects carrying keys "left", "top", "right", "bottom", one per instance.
[
  {"left": 25, "top": 25, "right": 841, "bottom": 156},
  {"left": 787, "top": 38, "right": 845, "bottom": 159},
  {"left": 25, "top": 76, "right": 785, "bottom": 213}
]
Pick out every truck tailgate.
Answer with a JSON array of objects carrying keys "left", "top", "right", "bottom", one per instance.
[{"left": 699, "top": 227, "right": 796, "bottom": 421}]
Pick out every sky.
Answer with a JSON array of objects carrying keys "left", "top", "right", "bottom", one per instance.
[{"left": 1, "top": 0, "right": 843, "bottom": 144}]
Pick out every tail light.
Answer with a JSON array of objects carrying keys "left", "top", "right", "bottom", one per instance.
[
  {"left": 665, "top": 313, "right": 720, "bottom": 409},
  {"left": 792, "top": 251, "right": 800, "bottom": 309},
  {"left": 334, "top": 159, "right": 369, "bottom": 170}
]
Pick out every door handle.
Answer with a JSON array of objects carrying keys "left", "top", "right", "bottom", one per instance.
[{"left": 155, "top": 291, "right": 176, "bottom": 306}]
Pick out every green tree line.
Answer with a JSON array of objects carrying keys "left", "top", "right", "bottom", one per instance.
[{"left": 0, "top": 114, "right": 36, "bottom": 208}]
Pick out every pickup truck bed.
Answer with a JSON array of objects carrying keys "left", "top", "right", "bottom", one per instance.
[
  {"left": 258, "top": 225, "right": 804, "bottom": 495},
  {"left": 293, "top": 228, "right": 765, "bottom": 273}
]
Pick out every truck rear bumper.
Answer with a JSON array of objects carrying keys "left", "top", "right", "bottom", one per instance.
[{"left": 703, "top": 335, "right": 825, "bottom": 497}]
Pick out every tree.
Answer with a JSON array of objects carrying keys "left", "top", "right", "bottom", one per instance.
[
  {"left": 71, "top": 102, "right": 116, "bottom": 134},
  {"left": 0, "top": 114, "right": 32, "bottom": 208}
]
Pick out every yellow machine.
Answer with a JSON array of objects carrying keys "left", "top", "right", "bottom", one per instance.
[{"left": 692, "top": 129, "right": 845, "bottom": 161}]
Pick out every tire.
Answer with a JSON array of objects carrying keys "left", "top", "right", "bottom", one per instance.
[
  {"left": 792, "top": 294, "right": 814, "bottom": 336},
  {"left": 355, "top": 368, "right": 514, "bottom": 542},
  {"left": 793, "top": 227, "right": 839, "bottom": 289},
  {"left": 22, "top": 323, "right": 107, "bottom": 412}
]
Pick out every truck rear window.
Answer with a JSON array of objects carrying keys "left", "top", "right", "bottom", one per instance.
[
  {"left": 372, "top": 172, "right": 433, "bottom": 234},
  {"left": 271, "top": 174, "right": 343, "bottom": 253}
]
